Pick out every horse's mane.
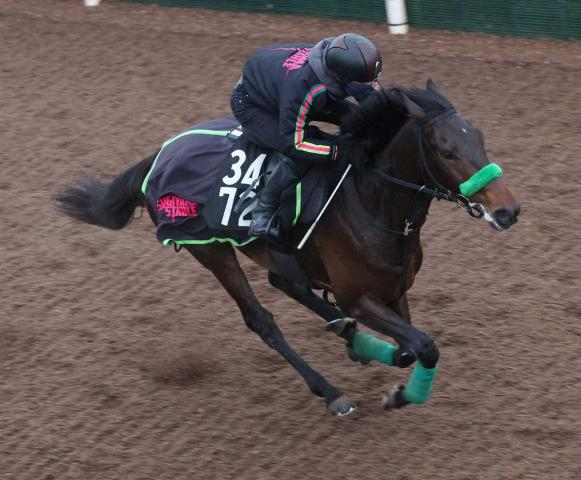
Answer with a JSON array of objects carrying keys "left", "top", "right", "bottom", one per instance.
[{"left": 341, "top": 83, "right": 455, "bottom": 154}]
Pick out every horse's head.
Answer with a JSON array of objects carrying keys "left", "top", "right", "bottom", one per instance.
[{"left": 393, "top": 80, "right": 520, "bottom": 230}]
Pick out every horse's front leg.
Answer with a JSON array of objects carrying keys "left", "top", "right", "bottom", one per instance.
[
  {"left": 185, "top": 243, "right": 356, "bottom": 416},
  {"left": 343, "top": 294, "right": 439, "bottom": 410}
]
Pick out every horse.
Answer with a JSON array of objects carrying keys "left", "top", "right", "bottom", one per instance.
[{"left": 55, "top": 80, "right": 520, "bottom": 416}]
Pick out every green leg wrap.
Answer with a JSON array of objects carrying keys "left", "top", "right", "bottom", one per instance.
[
  {"left": 402, "top": 363, "right": 438, "bottom": 404},
  {"left": 352, "top": 332, "right": 397, "bottom": 366}
]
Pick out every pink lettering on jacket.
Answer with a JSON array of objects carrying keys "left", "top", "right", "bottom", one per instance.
[
  {"left": 157, "top": 193, "right": 199, "bottom": 223},
  {"left": 275, "top": 47, "right": 312, "bottom": 76}
]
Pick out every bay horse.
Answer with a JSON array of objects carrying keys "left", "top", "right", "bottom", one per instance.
[{"left": 55, "top": 80, "right": 520, "bottom": 416}]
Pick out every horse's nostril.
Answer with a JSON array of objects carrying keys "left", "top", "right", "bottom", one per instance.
[{"left": 495, "top": 208, "right": 517, "bottom": 228}]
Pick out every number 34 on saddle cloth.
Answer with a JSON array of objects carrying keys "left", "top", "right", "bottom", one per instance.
[{"left": 141, "top": 117, "right": 284, "bottom": 248}]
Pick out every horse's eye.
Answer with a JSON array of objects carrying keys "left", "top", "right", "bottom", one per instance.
[{"left": 442, "top": 151, "right": 455, "bottom": 160}]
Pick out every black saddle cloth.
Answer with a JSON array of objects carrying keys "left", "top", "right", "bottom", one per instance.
[{"left": 142, "top": 117, "right": 337, "bottom": 248}]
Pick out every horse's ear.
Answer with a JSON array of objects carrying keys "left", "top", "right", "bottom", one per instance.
[
  {"left": 399, "top": 92, "right": 426, "bottom": 120},
  {"left": 427, "top": 78, "right": 445, "bottom": 98}
]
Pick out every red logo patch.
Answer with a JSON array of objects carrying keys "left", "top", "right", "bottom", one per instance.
[{"left": 157, "top": 193, "right": 199, "bottom": 223}]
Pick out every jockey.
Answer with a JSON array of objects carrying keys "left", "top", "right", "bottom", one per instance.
[{"left": 230, "top": 33, "right": 382, "bottom": 242}]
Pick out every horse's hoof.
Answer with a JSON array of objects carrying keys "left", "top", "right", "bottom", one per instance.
[
  {"left": 327, "top": 394, "right": 357, "bottom": 417},
  {"left": 346, "top": 346, "right": 371, "bottom": 365},
  {"left": 381, "top": 384, "right": 410, "bottom": 410},
  {"left": 326, "top": 317, "right": 356, "bottom": 336}
]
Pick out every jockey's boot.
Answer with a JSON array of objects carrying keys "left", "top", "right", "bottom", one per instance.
[{"left": 249, "top": 154, "right": 299, "bottom": 242}]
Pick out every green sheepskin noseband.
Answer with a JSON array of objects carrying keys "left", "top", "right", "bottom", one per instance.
[{"left": 459, "top": 163, "right": 502, "bottom": 197}]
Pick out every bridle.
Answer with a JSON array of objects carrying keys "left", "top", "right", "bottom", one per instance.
[
  {"left": 371, "top": 109, "right": 486, "bottom": 223},
  {"left": 368, "top": 109, "right": 491, "bottom": 297}
]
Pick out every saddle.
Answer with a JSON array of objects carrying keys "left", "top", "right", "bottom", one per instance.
[{"left": 143, "top": 118, "right": 338, "bottom": 280}]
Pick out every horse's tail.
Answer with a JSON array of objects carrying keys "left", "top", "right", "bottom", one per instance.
[{"left": 55, "top": 152, "right": 157, "bottom": 230}]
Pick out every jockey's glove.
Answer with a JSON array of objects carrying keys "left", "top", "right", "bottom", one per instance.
[{"left": 334, "top": 136, "right": 372, "bottom": 170}]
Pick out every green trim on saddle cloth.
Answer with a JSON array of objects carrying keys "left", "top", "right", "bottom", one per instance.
[
  {"left": 162, "top": 236, "right": 258, "bottom": 248},
  {"left": 459, "top": 163, "right": 503, "bottom": 197},
  {"left": 402, "top": 363, "right": 438, "bottom": 404},
  {"left": 141, "top": 129, "right": 231, "bottom": 195},
  {"left": 352, "top": 332, "right": 398, "bottom": 366}
]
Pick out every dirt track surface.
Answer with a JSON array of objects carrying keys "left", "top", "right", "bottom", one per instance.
[{"left": 1, "top": 1, "right": 580, "bottom": 479}]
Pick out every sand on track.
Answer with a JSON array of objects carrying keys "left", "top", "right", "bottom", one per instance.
[{"left": 0, "top": 1, "right": 579, "bottom": 479}]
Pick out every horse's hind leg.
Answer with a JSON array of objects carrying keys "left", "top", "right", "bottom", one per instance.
[
  {"left": 185, "top": 243, "right": 356, "bottom": 416},
  {"left": 268, "top": 272, "right": 371, "bottom": 365}
]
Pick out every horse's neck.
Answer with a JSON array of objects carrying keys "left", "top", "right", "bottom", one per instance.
[
  {"left": 377, "top": 119, "right": 424, "bottom": 184},
  {"left": 353, "top": 122, "right": 431, "bottom": 233}
]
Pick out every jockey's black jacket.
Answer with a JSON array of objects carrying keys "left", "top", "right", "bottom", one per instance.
[{"left": 237, "top": 37, "right": 380, "bottom": 164}]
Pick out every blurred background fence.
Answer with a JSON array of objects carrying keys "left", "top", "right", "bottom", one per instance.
[{"left": 122, "top": 0, "right": 581, "bottom": 40}]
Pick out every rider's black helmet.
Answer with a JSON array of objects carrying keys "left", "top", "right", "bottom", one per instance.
[{"left": 325, "top": 33, "right": 382, "bottom": 83}]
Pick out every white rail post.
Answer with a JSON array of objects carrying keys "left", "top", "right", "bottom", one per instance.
[
  {"left": 84, "top": 0, "right": 102, "bottom": 6},
  {"left": 385, "top": 0, "right": 409, "bottom": 34}
]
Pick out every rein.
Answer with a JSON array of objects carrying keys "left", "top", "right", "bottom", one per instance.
[
  {"left": 368, "top": 109, "right": 499, "bottom": 297},
  {"left": 372, "top": 109, "right": 491, "bottom": 225}
]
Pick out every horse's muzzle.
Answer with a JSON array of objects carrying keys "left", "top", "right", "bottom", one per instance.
[{"left": 493, "top": 202, "right": 521, "bottom": 230}]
